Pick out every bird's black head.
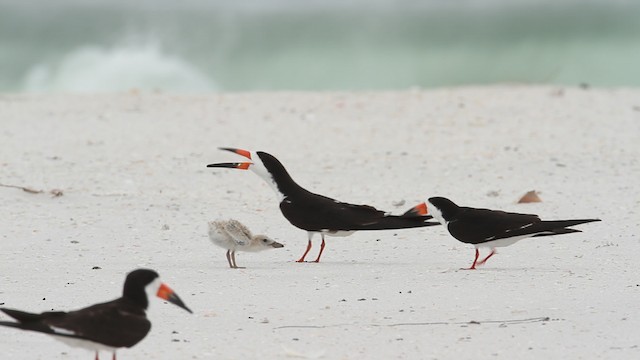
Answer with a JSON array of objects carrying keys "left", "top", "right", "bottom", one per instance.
[
  {"left": 122, "top": 269, "right": 159, "bottom": 310},
  {"left": 123, "top": 268, "right": 192, "bottom": 313},
  {"left": 209, "top": 148, "right": 300, "bottom": 200},
  {"left": 255, "top": 151, "right": 299, "bottom": 194},
  {"left": 256, "top": 151, "right": 287, "bottom": 175},
  {"left": 427, "top": 197, "right": 460, "bottom": 223}
]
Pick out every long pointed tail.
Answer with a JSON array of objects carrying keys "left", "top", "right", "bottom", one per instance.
[
  {"left": 0, "top": 321, "right": 26, "bottom": 329},
  {"left": 1, "top": 308, "right": 66, "bottom": 323},
  {"left": 512, "top": 219, "right": 599, "bottom": 238},
  {"left": 1, "top": 308, "right": 41, "bottom": 322},
  {"left": 355, "top": 215, "right": 440, "bottom": 230},
  {"left": 532, "top": 228, "right": 582, "bottom": 237},
  {"left": 540, "top": 219, "right": 601, "bottom": 229},
  {"left": 0, "top": 319, "right": 60, "bottom": 335}
]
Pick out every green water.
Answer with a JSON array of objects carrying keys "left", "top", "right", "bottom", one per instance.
[{"left": 1, "top": 1, "right": 639, "bottom": 92}]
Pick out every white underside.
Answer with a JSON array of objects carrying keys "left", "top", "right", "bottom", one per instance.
[
  {"left": 475, "top": 234, "right": 543, "bottom": 249},
  {"left": 318, "top": 230, "right": 356, "bottom": 237},
  {"left": 52, "top": 334, "right": 117, "bottom": 354}
]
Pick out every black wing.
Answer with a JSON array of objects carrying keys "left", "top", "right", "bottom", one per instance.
[
  {"left": 448, "top": 207, "right": 600, "bottom": 245},
  {"left": 281, "top": 192, "right": 436, "bottom": 231},
  {"left": 448, "top": 207, "right": 542, "bottom": 244},
  {"left": 1, "top": 298, "right": 151, "bottom": 348},
  {"left": 47, "top": 299, "right": 151, "bottom": 348}
]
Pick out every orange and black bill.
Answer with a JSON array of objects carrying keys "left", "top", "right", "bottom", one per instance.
[
  {"left": 218, "top": 147, "right": 252, "bottom": 159},
  {"left": 206, "top": 162, "right": 251, "bottom": 170},
  {"left": 403, "top": 202, "right": 429, "bottom": 217},
  {"left": 157, "top": 283, "right": 193, "bottom": 313}
]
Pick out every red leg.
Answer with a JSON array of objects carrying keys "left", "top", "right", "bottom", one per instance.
[
  {"left": 112, "top": 351, "right": 117, "bottom": 360},
  {"left": 296, "top": 240, "right": 313, "bottom": 262},
  {"left": 477, "top": 248, "right": 496, "bottom": 266},
  {"left": 462, "top": 248, "right": 480, "bottom": 270},
  {"left": 95, "top": 351, "right": 99, "bottom": 360},
  {"left": 313, "top": 235, "right": 326, "bottom": 263}
]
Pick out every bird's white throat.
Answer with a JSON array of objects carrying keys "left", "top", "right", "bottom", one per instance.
[
  {"left": 248, "top": 157, "right": 285, "bottom": 202},
  {"left": 427, "top": 200, "right": 448, "bottom": 226},
  {"left": 145, "top": 277, "right": 163, "bottom": 307}
]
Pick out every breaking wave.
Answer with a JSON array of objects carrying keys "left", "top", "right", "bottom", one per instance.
[
  {"left": 1, "top": 0, "right": 639, "bottom": 91},
  {"left": 22, "top": 44, "right": 216, "bottom": 93}
]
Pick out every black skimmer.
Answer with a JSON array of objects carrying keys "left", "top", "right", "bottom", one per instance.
[
  {"left": 207, "top": 148, "right": 439, "bottom": 262},
  {"left": 0, "top": 268, "right": 192, "bottom": 359},
  {"left": 208, "top": 219, "right": 284, "bottom": 268},
  {"left": 407, "top": 196, "right": 601, "bottom": 269}
]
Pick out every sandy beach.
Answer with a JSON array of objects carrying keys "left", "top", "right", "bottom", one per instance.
[{"left": 0, "top": 86, "right": 639, "bottom": 359}]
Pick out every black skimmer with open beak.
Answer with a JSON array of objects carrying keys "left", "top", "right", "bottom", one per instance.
[
  {"left": 207, "top": 148, "right": 439, "bottom": 263},
  {"left": 407, "top": 197, "right": 601, "bottom": 270},
  {"left": 208, "top": 219, "right": 284, "bottom": 268},
  {"left": 0, "top": 269, "right": 192, "bottom": 359}
]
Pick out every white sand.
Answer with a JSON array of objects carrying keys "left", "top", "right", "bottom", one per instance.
[{"left": 0, "top": 86, "right": 638, "bottom": 359}]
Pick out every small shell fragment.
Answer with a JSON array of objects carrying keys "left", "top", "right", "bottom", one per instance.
[
  {"left": 517, "top": 190, "right": 542, "bottom": 203},
  {"left": 391, "top": 199, "right": 406, "bottom": 207}
]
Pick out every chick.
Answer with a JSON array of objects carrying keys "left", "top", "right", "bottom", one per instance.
[{"left": 208, "top": 219, "right": 284, "bottom": 268}]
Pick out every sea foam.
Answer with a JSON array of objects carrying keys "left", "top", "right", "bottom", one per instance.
[{"left": 22, "top": 43, "right": 216, "bottom": 93}]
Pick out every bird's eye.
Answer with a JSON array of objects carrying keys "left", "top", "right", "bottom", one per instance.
[{"left": 262, "top": 239, "right": 268, "bottom": 242}]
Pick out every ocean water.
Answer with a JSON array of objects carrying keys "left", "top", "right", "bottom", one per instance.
[{"left": 1, "top": 0, "right": 639, "bottom": 92}]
